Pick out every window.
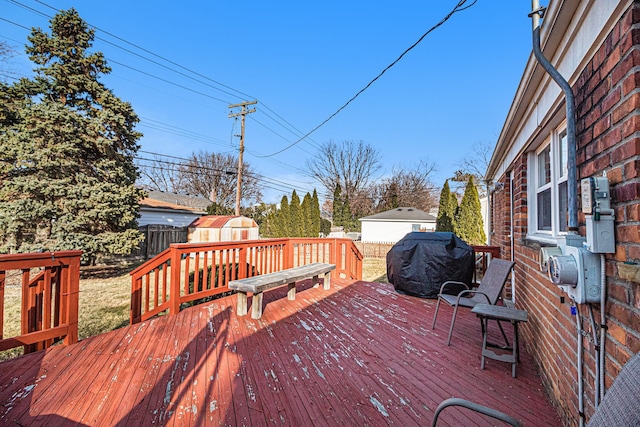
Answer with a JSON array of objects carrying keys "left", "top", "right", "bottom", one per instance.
[
  {"left": 529, "top": 125, "right": 569, "bottom": 239},
  {"left": 412, "top": 224, "right": 421, "bottom": 232}
]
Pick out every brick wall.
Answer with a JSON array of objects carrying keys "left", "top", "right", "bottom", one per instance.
[{"left": 490, "top": 3, "right": 640, "bottom": 425}]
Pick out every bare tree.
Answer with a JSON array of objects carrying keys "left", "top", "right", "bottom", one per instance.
[
  {"left": 179, "top": 150, "right": 262, "bottom": 208},
  {"left": 137, "top": 154, "right": 184, "bottom": 193},
  {"left": 307, "top": 140, "right": 381, "bottom": 202},
  {"left": 454, "top": 141, "right": 494, "bottom": 196},
  {"left": 368, "top": 160, "right": 438, "bottom": 212},
  {"left": 0, "top": 41, "right": 19, "bottom": 83}
]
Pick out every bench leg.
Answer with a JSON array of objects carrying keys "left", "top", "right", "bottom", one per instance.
[
  {"left": 237, "top": 292, "right": 248, "bottom": 316},
  {"left": 287, "top": 281, "right": 296, "bottom": 300},
  {"left": 251, "top": 292, "right": 264, "bottom": 319},
  {"left": 323, "top": 272, "right": 331, "bottom": 290}
]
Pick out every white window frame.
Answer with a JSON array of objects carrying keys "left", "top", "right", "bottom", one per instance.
[{"left": 528, "top": 122, "right": 569, "bottom": 242}]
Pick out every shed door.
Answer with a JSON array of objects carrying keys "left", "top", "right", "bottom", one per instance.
[{"left": 241, "top": 230, "right": 248, "bottom": 240}]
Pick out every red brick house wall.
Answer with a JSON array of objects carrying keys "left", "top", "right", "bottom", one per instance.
[{"left": 490, "top": 3, "right": 640, "bottom": 425}]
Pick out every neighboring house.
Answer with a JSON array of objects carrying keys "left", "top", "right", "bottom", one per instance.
[
  {"left": 145, "top": 190, "right": 211, "bottom": 211},
  {"left": 188, "top": 215, "right": 259, "bottom": 243},
  {"left": 359, "top": 207, "right": 436, "bottom": 243},
  {"left": 486, "top": 1, "right": 639, "bottom": 425},
  {"left": 138, "top": 197, "right": 206, "bottom": 227}
]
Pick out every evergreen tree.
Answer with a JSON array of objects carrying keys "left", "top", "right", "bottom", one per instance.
[
  {"left": 289, "top": 190, "right": 301, "bottom": 237},
  {"left": 320, "top": 218, "right": 332, "bottom": 236},
  {"left": 436, "top": 180, "right": 456, "bottom": 232},
  {"left": 0, "top": 9, "right": 144, "bottom": 261},
  {"left": 455, "top": 176, "right": 486, "bottom": 245},
  {"left": 311, "top": 189, "right": 321, "bottom": 237},
  {"left": 301, "top": 192, "right": 312, "bottom": 237},
  {"left": 343, "top": 196, "right": 359, "bottom": 232},
  {"left": 277, "top": 195, "right": 290, "bottom": 237},
  {"left": 207, "top": 202, "right": 234, "bottom": 216}
]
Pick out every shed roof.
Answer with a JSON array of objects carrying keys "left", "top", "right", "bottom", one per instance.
[
  {"left": 188, "top": 215, "right": 258, "bottom": 229},
  {"left": 360, "top": 207, "right": 436, "bottom": 222}
]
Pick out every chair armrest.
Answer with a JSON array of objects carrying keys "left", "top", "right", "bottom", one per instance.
[
  {"left": 438, "top": 281, "right": 469, "bottom": 295},
  {"left": 470, "top": 291, "right": 491, "bottom": 304},
  {"left": 432, "top": 397, "right": 522, "bottom": 427}
]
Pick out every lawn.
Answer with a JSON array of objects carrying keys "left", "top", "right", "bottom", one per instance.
[{"left": 1, "top": 257, "right": 389, "bottom": 361}]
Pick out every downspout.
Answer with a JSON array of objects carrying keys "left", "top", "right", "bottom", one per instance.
[
  {"left": 529, "top": 1, "right": 578, "bottom": 232},
  {"left": 529, "top": 3, "right": 586, "bottom": 425}
]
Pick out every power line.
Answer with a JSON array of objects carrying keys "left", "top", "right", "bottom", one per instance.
[
  {"left": 2, "top": 3, "right": 324, "bottom": 160},
  {"left": 136, "top": 151, "right": 315, "bottom": 194},
  {"left": 255, "top": 0, "right": 478, "bottom": 158}
]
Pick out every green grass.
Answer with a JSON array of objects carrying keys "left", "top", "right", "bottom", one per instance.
[{"left": 1, "top": 258, "right": 388, "bottom": 362}]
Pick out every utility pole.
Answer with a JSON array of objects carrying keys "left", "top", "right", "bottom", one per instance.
[{"left": 228, "top": 100, "right": 257, "bottom": 216}]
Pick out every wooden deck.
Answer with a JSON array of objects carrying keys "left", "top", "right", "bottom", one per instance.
[{"left": 0, "top": 279, "right": 560, "bottom": 426}]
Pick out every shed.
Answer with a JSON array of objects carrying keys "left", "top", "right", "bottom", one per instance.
[
  {"left": 359, "top": 207, "right": 436, "bottom": 243},
  {"left": 188, "top": 215, "right": 259, "bottom": 243}
]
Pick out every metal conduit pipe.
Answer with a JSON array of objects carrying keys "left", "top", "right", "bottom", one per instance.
[
  {"left": 530, "top": 1, "right": 579, "bottom": 232},
  {"left": 599, "top": 254, "right": 607, "bottom": 401},
  {"left": 575, "top": 304, "right": 585, "bottom": 427},
  {"left": 588, "top": 304, "right": 600, "bottom": 407}
]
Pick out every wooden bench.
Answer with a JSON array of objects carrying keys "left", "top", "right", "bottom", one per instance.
[{"left": 228, "top": 262, "right": 336, "bottom": 319}]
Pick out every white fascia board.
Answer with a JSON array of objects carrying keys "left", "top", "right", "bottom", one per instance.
[{"left": 487, "top": 0, "right": 628, "bottom": 181}]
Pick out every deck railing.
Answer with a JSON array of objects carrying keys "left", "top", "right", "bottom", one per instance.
[
  {"left": 0, "top": 251, "right": 81, "bottom": 353},
  {"left": 130, "top": 238, "right": 363, "bottom": 324}
]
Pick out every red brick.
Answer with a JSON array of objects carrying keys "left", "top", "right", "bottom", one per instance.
[
  {"left": 593, "top": 114, "right": 612, "bottom": 138},
  {"left": 621, "top": 113, "right": 640, "bottom": 138},
  {"left": 629, "top": 245, "right": 640, "bottom": 260},
  {"left": 601, "top": 45, "right": 622, "bottom": 77},
  {"left": 611, "top": 138, "right": 640, "bottom": 163},
  {"left": 627, "top": 332, "right": 640, "bottom": 353},
  {"left": 577, "top": 94, "right": 593, "bottom": 120},
  {"left": 609, "top": 322, "right": 627, "bottom": 345},
  {"left": 592, "top": 78, "right": 611, "bottom": 105},
  {"left": 612, "top": 92, "right": 640, "bottom": 124},
  {"left": 591, "top": 43, "right": 605, "bottom": 72},
  {"left": 601, "top": 86, "right": 621, "bottom": 112},
  {"left": 611, "top": 48, "right": 640, "bottom": 84},
  {"left": 621, "top": 71, "right": 640, "bottom": 96},
  {"left": 624, "top": 159, "right": 640, "bottom": 179},
  {"left": 607, "top": 165, "right": 623, "bottom": 183},
  {"left": 616, "top": 224, "right": 640, "bottom": 243},
  {"left": 601, "top": 126, "right": 622, "bottom": 151},
  {"left": 615, "top": 182, "right": 640, "bottom": 202},
  {"left": 620, "top": 6, "right": 635, "bottom": 39},
  {"left": 628, "top": 203, "right": 640, "bottom": 221},
  {"left": 609, "top": 282, "right": 630, "bottom": 303},
  {"left": 609, "top": 301, "right": 632, "bottom": 324}
]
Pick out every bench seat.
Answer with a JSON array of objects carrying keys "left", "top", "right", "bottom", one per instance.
[{"left": 229, "top": 262, "right": 336, "bottom": 319}]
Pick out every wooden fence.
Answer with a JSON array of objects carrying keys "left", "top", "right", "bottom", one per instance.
[
  {"left": 130, "top": 237, "right": 363, "bottom": 324},
  {"left": 354, "top": 241, "right": 395, "bottom": 259},
  {"left": 0, "top": 251, "right": 81, "bottom": 353},
  {"left": 137, "top": 225, "right": 188, "bottom": 259}
]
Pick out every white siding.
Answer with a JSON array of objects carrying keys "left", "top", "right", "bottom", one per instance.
[
  {"left": 138, "top": 210, "right": 202, "bottom": 227},
  {"left": 361, "top": 220, "right": 435, "bottom": 243}
]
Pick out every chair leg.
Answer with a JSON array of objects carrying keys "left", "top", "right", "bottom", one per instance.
[
  {"left": 432, "top": 297, "right": 442, "bottom": 329},
  {"left": 447, "top": 305, "right": 460, "bottom": 346}
]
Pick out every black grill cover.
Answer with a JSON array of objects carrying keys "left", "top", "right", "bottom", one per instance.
[{"left": 386, "top": 232, "right": 475, "bottom": 298}]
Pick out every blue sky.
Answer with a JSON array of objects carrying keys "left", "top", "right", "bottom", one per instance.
[{"left": 1, "top": 0, "right": 534, "bottom": 203}]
